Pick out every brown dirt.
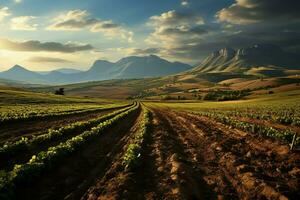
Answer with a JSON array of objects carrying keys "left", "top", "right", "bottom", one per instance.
[
  {"left": 83, "top": 106, "right": 300, "bottom": 200},
  {"left": 82, "top": 106, "right": 215, "bottom": 200},
  {"left": 0, "top": 105, "right": 128, "bottom": 144},
  {"left": 178, "top": 110, "right": 300, "bottom": 200},
  {"left": 6, "top": 105, "right": 300, "bottom": 200}
]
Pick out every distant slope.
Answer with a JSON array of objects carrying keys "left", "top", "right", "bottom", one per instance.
[
  {"left": 37, "top": 68, "right": 83, "bottom": 75},
  {"left": 194, "top": 44, "right": 300, "bottom": 73},
  {"left": 112, "top": 55, "right": 192, "bottom": 78},
  {"left": 0, "top": 55, "right": 192, "bottom": 84},
  {"left": 54, "top": 68, "right": 83, "bottom": 74},
  {"left": 0, "top": 65, "right": 46, "bottom": 84}
]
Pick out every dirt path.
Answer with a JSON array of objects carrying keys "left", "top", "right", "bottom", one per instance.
[
  {"left": 82, "top": 106, "right": 213, "bottom": 200},
  {"left": 80, "top": 109, "right": 146, "bottom": 200},
  {"left": 15, "top": 106, "right": 141, "bottom": 200},
  {"left": 0, "top": 105, "right": 128, "bottom": 144}
]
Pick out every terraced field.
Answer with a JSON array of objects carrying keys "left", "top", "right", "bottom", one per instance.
[{"left": 0, "top": 99, "right": 299, "bottom": 200}]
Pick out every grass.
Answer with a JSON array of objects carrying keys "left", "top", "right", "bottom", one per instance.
[
  {"left": 144, "top": 90, "right": 300, "bottom": 111},
  {"left": 0, "top": 87, "right": 124, "bottom": 105}
]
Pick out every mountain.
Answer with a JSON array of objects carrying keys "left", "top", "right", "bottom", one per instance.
[
  {"left": 37, "top": 68, "right": 83, "bottom": 75},
  {"left": 110, "top": 55, "right": 192, "bottom": 79},
  {"left": 0, "top": 65, "right": 46, "bottom": 84},
  {"left": 0, "top": 55, "right": 192, "bottom": 85},
  {"left": 80, "top": 55, "right": 192, "bottom": 81},
  {"left": 82, "top": 60, "right": 115, "bottom": 81},
  {"left": 194, "top": 44, "right": 300, "bottom": 73}
]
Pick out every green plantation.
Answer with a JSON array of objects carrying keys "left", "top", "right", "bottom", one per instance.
[{"left": 0, "top": 103, "right": 139, "bottom": 199}]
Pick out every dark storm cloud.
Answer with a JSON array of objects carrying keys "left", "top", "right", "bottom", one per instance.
[
  {"left": 154, "top": 0, "right": 300, "bottom": 62},
  {"left": 217, "top": 0, "right": 300, "bottom": 24},
  {"left": 0, "top": 38, "right": 94, "bottom": 53}
]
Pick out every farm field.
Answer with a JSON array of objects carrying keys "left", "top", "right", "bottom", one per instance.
[
  {"left": 1, "top": 0, "right": 300, "bottom": 199},
  {"left": 0, "top": 90, "right": 299, "bottom": 200}
]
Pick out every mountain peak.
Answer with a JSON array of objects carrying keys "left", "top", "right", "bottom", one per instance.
[
  {"left": 12, "top": 64, "right": 25, "bottom": 69},
  {"left": 148, "top": 54, "right": 160, "bottom": 59},
  {"left": 195, "top": 44, "right": 300, "bottom": 73},
  {"left": 9, "top": 65, "right": 29, "bottom": 72},
  {"left": 219, "top": 47, "right": 235, "bottom": 57}
]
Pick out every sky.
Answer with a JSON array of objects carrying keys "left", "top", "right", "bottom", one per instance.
[{"left": 0, "top": 0, "right": 299, "bottom": 71}]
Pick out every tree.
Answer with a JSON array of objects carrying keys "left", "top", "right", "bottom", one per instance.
[{"left": 55, "top": 88, "right": 65, "bottom": 95}]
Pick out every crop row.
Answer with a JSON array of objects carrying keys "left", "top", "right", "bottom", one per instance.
[
  {"left": 0, "top": 103, "right": 136, "bottom": 159},
  {"left": 123, "top": 108, "right": 152, "bottom": 169},
  {"left": 0, "top": 103, "right": 129, "bottom": 125},
  {"left": 0, "top": 103, "right": 139, "bottom": 199},
  {"left": 205, "top": 110, "right": 300, "bottom": 126},
  {"left": 194, "top": 111, "right": 299, "bottom": 146}
]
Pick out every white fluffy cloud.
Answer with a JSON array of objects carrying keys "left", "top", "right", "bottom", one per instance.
[
  {"left": 10, "top": 16, "right": 38, "bottom": 31},
  {"left": 91, "top": 20, "right": 134, "bottom": 43},
  {"left": 147, "top": 10, "right": 206, "bottom": 45},
  {"left": 47, "top": 10, "right": 97, "bottom": 31},
  {"left": 47, "top": 9, "right": 134, "bottom": 42},
  {"left": 0, "top": 7, "right": 10, "bottom": 22},
  {"left": 148, "top": 10, "right": 203, "bottom": 27},
  {"left": 145, "top": 10, "right": 210, "bottom": 61},
  {"left": 181, "top": 1, "right": 189, "bottom": 7}
]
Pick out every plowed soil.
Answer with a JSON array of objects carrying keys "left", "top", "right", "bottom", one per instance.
[
  {"left": 5, "top": 105, "right": 300, "bottom": 200},
  {"left": 81, "top": 106, "right": 300, "bottom": 200}
]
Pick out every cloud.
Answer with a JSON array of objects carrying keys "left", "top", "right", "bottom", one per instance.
[
  {"left": 217, "top": 0, "right": 300, "bottom": 25},
  {"left": 211, "top": 0, "right": 300, "bottom": 57},
  {"left": 14, "top": 0, "right": 22, "bottom": 4},
  {"left": 91, "top": 20, "right": 134, "bottom": 43},
  {"left": 47, "top": 10, "right": 98, "bottom": 31},
  {"left": 47, "top": 9, "right": 133, "bottom": 42},
  {"left": 0, "top": 38, "right": 94, "bottom": 53},
  {"left": 0, "top": 7, "right": 10, "bottom": 22},
  {"left": 27, "top": 56, "right": 73, "bottom": 63},
  {"left": 142, "top": 3, "right": 300, "bottom": 63},
  {"left": 145, "top": 10, "right": 214, "bottom": 62},
  {"left": 10, "top": 16, "right": 38, "bottom": 31},
  {"left": 181, "top": 1, "right": 189, "bottom": 7},
  {"left": 147, "top": 10, "right": 207, "bottom": 45},
  {"left": 148, "top": 10, "right": 204, "bottom": 27}
]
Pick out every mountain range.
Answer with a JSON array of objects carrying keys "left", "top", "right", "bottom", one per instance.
[
  {"left": 0, "top": 44, "right": 299, "bottom": 85},
  {"left": 0, "top": 55, "right": 192, "bottom": 85},
  {"left": 193, "top": 44, "right": 300, "bottom": 73}
]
